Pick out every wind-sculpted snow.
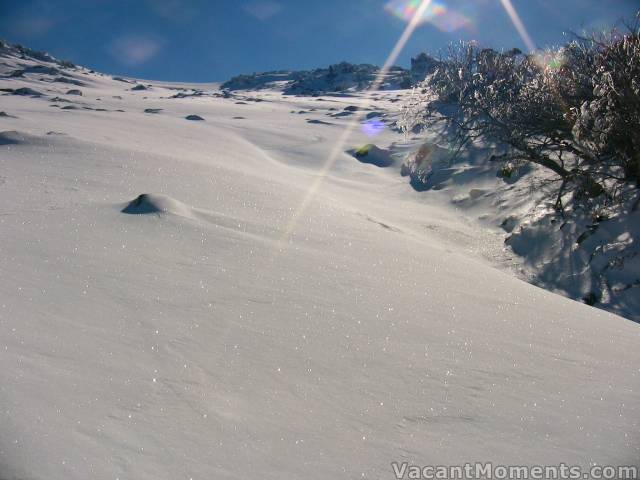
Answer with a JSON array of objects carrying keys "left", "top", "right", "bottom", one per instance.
[
  {"left": 0, "top": 41, "right": 639, "bottom": 480},
  {"left": 0, "top": 129, "right": 54, "bottom": 145}
]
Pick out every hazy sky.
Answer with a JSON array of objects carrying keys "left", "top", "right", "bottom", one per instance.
[{"left": 0, "top": 0, "right": 637, "bottom": 81}]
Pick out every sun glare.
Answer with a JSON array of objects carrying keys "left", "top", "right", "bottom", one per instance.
[
  {"left": 498, "top": 0, "right": 536, "bottom": 52},
  {"left": 385, "top": 0, "right": 473, "bottom": 33},
  {"left": 275, "top": 0, "right": 544, "bottom": 255},
  {"left": 274, "top": 0, "right": 434, "bottom": 253}
]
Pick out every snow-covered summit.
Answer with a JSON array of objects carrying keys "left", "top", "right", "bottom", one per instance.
[{"left": 221, "top": 53, "right": 441, "bottom": 95}]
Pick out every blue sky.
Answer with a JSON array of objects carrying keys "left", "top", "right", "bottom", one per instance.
[{"left": 0, "top": 0, "right": 637, "bottom": 81}]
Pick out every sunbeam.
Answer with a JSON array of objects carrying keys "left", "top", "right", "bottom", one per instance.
[
  {"left": 498, "top": 0, "right": 536, "bottom": 52},
  {"left": 274, "top": 0, "right": 434, "bottom": 254}
]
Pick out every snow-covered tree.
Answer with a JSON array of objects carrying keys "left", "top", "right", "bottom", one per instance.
[{"left": 400, "top": 14, "right": 640, "bottom": 211}]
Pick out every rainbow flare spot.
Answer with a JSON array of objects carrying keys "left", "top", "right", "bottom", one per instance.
[
  {"left": 533, "top": 51, "right": 565, "bottom": 71},
  {"left": 362, "top": 117, "right": 386, "bottom": 137},
  {"left": 385, "top": 0, "right": 473, "bottom": 33}
]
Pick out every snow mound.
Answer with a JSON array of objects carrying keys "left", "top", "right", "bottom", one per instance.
[
  {"left": 121, "top": 193, "right": 194, "bottom": 218},
  {"left": 0, "top": 130, "right": 47, "bottom": 145},
  {"left": 400, "top": 142, "right": 456, "bottom": 190}
]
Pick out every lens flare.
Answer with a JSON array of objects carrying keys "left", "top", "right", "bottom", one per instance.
[
  {"left": 385, "top": 0, "right": 472, "bottom": 33},
  {"left": 274, "top": 0, "right": 434, "bottom": 254},
  {"left": 362, "top": 117, "right": 385, "bottom": 137},
  {"left": 533, "top": 50, "right": 564, "bottom": 71},
  {"left": 498, "top": 0, "right": 536, "bottom": 52}
]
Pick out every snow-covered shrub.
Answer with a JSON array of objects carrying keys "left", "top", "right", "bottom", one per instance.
[
  {"left": 572, "top": 29, "right": 640, "bottom": 189},
  {"left": 399, "top": 15, "right": 640, "bottom": 212}
]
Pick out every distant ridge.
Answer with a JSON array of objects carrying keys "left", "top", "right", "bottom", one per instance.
[{"left": 221, "top": 53, "right": 440, "bottom": 94}]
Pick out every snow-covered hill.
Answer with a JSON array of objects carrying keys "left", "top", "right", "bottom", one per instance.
[
  {"left": 221, "top": 54, "right": 440, "bottom": 95},
  {"left": 222, "top": 62, "right": 413, "bottom": 94},
  {"left": 1, "top": 43, "right": 639, "bottom": 480}
]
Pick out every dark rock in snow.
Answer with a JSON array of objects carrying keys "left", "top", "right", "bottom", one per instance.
[
  {"left": 54, "top": 76, "right": 85, "bottom": 86},
  {"left": 11, "top": 87, "right": 43, "bottom": 96},
  {"left": 12, "top": 65, "right": 61, "bottom": 77},
  {"left": 350, "top": 144, "right": 394, "bottom": 167},
  {"left": 121, "top": 193, "right": 193, "bottom": 217},
  {"left": 185, "top": 115, "right": 204, "bottom": 121},
  {"left": 307, "top": 119, "right": 333, "bottom": 125}
]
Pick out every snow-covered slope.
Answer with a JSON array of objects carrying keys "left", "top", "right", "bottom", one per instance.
[
  {"left": 1, "top": 44, "right": 639, "bottom": 480},
  {"left": 395, "top": 106, "right": 640, "bottom": 322}
]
